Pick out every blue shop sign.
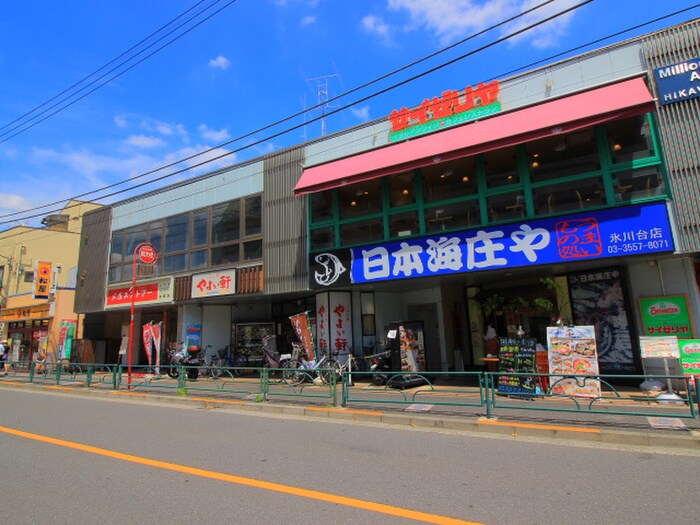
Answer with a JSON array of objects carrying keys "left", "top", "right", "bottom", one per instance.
[
  {"left": 309, "top": 202, "right": 674, "bottom": 288},
  {"left": 654, "top": 58, "right": 700, "bottom": 105}
]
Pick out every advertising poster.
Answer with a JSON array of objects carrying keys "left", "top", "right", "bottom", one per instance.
[
  {"left": 186, "top": 324, "right": 202, "bottom": 352},
  {"left": 639, "top": 295, "right": 694, "bottom": 339},
  {"left": 497, "top": 337, "right": 537, "bottom": 394},
  {"left": 57, "top": 319, "right": 77, "bottom": 360},
  {"left": 568, "top": 267, "right": 636, "bottom": 374},
  {"left": 678, "top": 339, "right": 700, "bottom": 387},
  {"left": 546, "top": 325, "right": 601, "bottom": 398},
  {"left": 398, "top": 322, "right": 426, "bottom": 372},
  {"left": 289, "top": 311, "right": 315, "bottom": 361},
  {"left": 34, "top": 261, "right": 53, "bottom": 300},
  {"left": 142, "top": 322, "right": 153, "bottom": 366},
  {"left": 315, "top": 292, "right": 353, "bottom": 355}
]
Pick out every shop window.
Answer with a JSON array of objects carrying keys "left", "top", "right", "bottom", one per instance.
[
  {"left": 528, "top": 129, "right": 599, "bottom": 183},
  {"left": 23, "top": 271, "right": 34, "bottom": 283},
  {"left": 108, "top": 265, "right": 122, "bottom": 282},
  {"left": 245, "top": 196, "right": 262, "bottom": 236},
  {"left": 484, "top": 146, "right": 519, "bottom": 188},
  {"left": 243, "top": 239, "right": 263, "bottom": 261},
  {"left": 426, "top": 199, "right": 480, "bottom": 233},
  {"left": 533, "top": 177, "right": 605, "bottom": 215},
  {"left": 389, "top": 211, "right": 419, "bottom": 238},
  {"left": 340, "top": 218, "right": 383, "bottom": 246},
  {"left": 110, "top": 232, "right": 124, "bottom": 265},
  {"left": 608, "top": 115, "right": 655, "bottom": 164},
  {"left": 192, "top": 210, "right": 208, "bottom": 247},
  {"left": 212, "top": 201, "right": 241, "bottom": 244},
  {"left": 165, "top": 214, "right": 189, "bottom": 253},
  {"left": 338, "top": 179, "right": 382, "bottom": 219},
  {"left": 211, "top": 244, "right": 240, "bottom": 266},
  {"left": 191, "top": 249, "right": 208, "bottom": 269},
  {"left": 311, "top": 191, "right": 333, "bottom": 223},
  {"left": 388, "top": 171, "right": 416, "bottom": 207},
  {"left": 422, "top": 156, "right": 478, "bottom": 203},
  {"left": 613, "top": 167, "right": 665, "bottom": 203},
  {"left": 310, "top": 227, "right": 334, "bottom": 249},
  {"left": 124, "top": 227, "right": 147, "bottom": 263},
  {"left": 149, "top": 224, "right": 162, "bottom": 252},
  {"left": 164, "top": 253, "right": 188, "bottom": 273},
  {"left": 487, "top": 191, "right": 525, "bottom": 222}
]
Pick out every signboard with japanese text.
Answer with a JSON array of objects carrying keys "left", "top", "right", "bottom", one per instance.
[
  {"left": 186, "top": 323, "right": 202, "bottom": 352},
  {"left": 639, "top": 295, "right": 694, "bottom": 339},
  {"left": 678, "top": 339, "right": 700, "bottom": 387},
  {"left": 142, "top": 322, "right": 154, "bottom": 365},
  {"left": 309, "top": 202, "right": 674, "bottom": 289},
  {"left": 389, "top": 81, "right": 501, "bottom": 142},
  {"left": 497, "top": 337, "right": 537, "bottom": 394},
  {"left": 290, "top": 311, "right": 316, "bottom": 361},
  {"left": 105, "top": 277, "right": 174, "bottom": 309},
  {"left": 569, "top": 267, "right": 636, "bottom": 374},
  {"left": 34, "top": 261, "right": 53, "bottom": 300},
  {"left": 191, "top": 269, "right": 236, "bottom": 298},
  {"left": 315, "top": 292, "right": 352, "bottom": 355},
  {"left": 639, "top": 336, "right": 680, "bottom": 359},
  {"left": 654, "top": 57, "right": 700, "bottom": 105},
  {"left": 546, "top": 325, "right": 601, "bottom": 398}
]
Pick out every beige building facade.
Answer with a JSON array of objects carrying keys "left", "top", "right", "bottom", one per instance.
[{"left": 0, "top": 200, "right": 101, "bottom": 363}]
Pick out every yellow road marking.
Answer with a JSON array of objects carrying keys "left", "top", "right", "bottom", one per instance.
[
  {"left": 0, "top": 425, "right": 483, "bottom": 525},
  {"left": 306, "top": 406, "right": 384, "bottom": 416},
  {"left": 478, "top": 419, "right": 601, "bottom": 433},
  {"left": 46, "top": 386, "right": 76, "bottom": 391}
]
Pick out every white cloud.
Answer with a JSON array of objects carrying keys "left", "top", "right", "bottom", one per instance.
[
  {"left": 351, "top": 105, "right": 371, "bottom": 122},
  {"left": 126, "top": 135, "right": 166, "bottom": 149},
  {"left": 362, "top": 15, "right": 392, "bottom": 41},
  {"left": 114, "top": 115, "right": 128, "bottom": 128},
  {"left": 301, "top": 15, "right": 316, "bottom": 27},
  {"left": 387, "top": 0, "right": 578, "bottom": 48},
  {"left": 198, "top": 124, "right": 231, "bottom": 143},
  {"left": 0, "top": 193, "right": 32, "bottom": 211},
  {"left": 208, "top": 55, "right": 231, "bottom": 70}
]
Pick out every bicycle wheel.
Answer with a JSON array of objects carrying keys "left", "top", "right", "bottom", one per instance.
[
  {"left": 282, "top": 364, "right": 306, "bottom": 386},
  {"left": 319, "top": 358, "right": 342, "bottom": 384}
]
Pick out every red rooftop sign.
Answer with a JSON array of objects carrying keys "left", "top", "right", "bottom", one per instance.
[{"left": 388, "top": 81, "right": 501, "bottom": 141}]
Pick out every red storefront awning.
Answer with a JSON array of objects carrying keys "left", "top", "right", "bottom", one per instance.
[{"left": 294, "top": 77, "right": 656, "bottom": 195}]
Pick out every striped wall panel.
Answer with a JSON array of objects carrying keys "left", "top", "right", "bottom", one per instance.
[
  {"left": 74, "top": 206, "right": 112, "bottom": 313},
  {"left": 642, "top": 20, "right": 700, "bottom": 253},
  {"left": 263, "top": 147, "right": 309, "bottom": 295}
]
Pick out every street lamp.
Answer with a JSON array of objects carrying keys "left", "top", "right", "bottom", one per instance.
[{"left": 127, "top": 242, "right": 158, "bottom": 389}]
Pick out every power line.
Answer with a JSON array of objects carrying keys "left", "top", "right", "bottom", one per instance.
[
  {"left": 0, "top": 0, "right": 574, "bottom": 222},
  {"left": 0, "top": 0, "right": 220, "bottom": 136},
  {"left": 0, "top": 0, "right": 239, "bottom": 144}
]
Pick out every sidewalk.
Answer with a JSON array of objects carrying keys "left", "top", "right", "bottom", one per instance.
[{"left": 2, "top": 374, "right": 699, "bottom": 452}]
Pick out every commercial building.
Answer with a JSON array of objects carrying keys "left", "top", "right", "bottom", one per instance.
[
  {"left": 0, "top": 200, "right": 102, "bottom": 363},
  {"left": 75, "top": 19, "right": 700, "bottom": 376}
]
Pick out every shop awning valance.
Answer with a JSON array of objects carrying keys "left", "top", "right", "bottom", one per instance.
[{"left": 293, "top": 77, "right": 656, "bottom": 195}]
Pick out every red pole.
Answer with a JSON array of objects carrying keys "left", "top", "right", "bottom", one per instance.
[{"left": 127, "top": 249, "right": 137, "bottom": 390}]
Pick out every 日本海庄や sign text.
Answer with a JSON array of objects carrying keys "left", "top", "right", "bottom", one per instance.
[{"left": 309, "top": 202, "right": 674, "bottom": 288}]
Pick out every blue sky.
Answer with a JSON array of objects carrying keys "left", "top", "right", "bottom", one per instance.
[{"left": 0, "top": 0, "right": 698, "bottom": 229}]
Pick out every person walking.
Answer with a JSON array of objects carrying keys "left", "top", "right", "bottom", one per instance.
[{"left": 1, "top": 339, "right": 9, "bottom": 375}]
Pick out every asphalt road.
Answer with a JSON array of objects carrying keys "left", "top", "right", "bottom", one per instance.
[{"left": 1, "top": 387, "right": 699, "bottom": 525}]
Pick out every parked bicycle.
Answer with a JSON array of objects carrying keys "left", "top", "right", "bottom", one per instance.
[
  {"left": 261, "top": 335, "right": 291, "bottom": 382},
  {"left": 282, "top": 343, "right": 341, "bottom": 386}
]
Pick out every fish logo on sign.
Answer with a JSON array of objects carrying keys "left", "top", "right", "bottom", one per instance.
[{"left": 314, "top": 253, "right": 346, "bottom": 286}]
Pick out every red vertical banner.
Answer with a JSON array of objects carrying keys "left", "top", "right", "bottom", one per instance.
[
  {"left": 151, "top": 322, "right": 162, "bottom": 372},
  {"left": 289, "top": 312, "right": 315, "bottom": 361},
  {"left": 142, "top": 322, "right": 153, "bottom": 366}
]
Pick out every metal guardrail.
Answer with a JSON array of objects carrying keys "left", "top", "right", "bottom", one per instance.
[{"left": 3, "top": 362, "right": 698, "bottom": 421}]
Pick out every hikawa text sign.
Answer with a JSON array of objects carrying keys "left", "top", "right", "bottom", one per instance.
[
  {"left": 191, "top": 269, "right": 236, "bottom": 298},
  {"left": 654, "top": 57, "right": 700, "bottom": 105},
  {"left": 309, "top": 202, "right": 674, "bottom": 288},
  {"left": 388, "top": 81, "right": 500, "bottom": 142}
]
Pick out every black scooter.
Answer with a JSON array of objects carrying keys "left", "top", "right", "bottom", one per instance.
[
  {"left": 369, "top": 350, "right": 391, "bottom": 386},
  {"left": 166, "top": 344, "right": 203, "bottom": 380}
]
